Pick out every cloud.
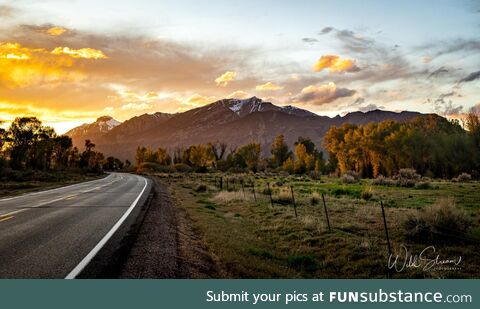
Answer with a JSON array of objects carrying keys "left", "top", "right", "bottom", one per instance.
[
  {"left": 293, "top": 82, "right": 356, "bottom": 105},
  {"left": 182, "top": 94, "right": 216, "bottom": 107},
  {"left": 51, "top": 47, "right": 107, "bottom": 59},
  {"left": 0, "top": 5, "right": 15, "bottom": 18},
  {"left": 21, "top": 24, "right": 70, "bottom": 36},
  {"left": 470, "top": 103, "right": 480, "bottom": 115},
  {"left": 417, "top": 39, "right": 480, "bottom": 59},
  {"left": 358, "top": 104, "right": 382, "bottom": 112},
  {"left": 46, "top": 27, "right": 68, "bottom": 36},
  {"left": 313, "top": 55, "right": 360, "bottom": 73},
  {"left": 256, "top": 82, "right": 284, "bottom": 91},
  {"left": 429, "top": 91, "right": 463, "bottom": 116},
  {"left": 422, "top": 56, "right": 432, "bottom": 64},
  {"left": 319, "top": 27, "right": 334, "bottom": 35},
  {"left": 121, "top": 102, "right": 153, "bottom": 111},
  {"left": 104, "top": 106, "right": 115, "bottom": 113},
  {"left": 215, "top": 71, "right": 237, "bottom": 87},
  {"left": 0, "top": 42, "right": 83, "bottom": 87},
  {"left": 459, "top": 70, "right": 480, "bottom": 83},
  {"left": 302, "top": 38, "right": 318, "bottom": 44},
  {"left": 227, "top": 90, "right": 251, "bottom": 99},
  {"left": 428, "top": 67, "right": 449, "bottom": 78}
]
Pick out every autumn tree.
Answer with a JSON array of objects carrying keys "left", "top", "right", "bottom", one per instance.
[{"left": 270, "top": 134, "right": 291, "bottom": 168}]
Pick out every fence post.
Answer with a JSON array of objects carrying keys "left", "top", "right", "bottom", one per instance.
[
  {"left": 220, "top": 176, "right": 223, "bottom": 191},
  {"left": 290, "top": 186, "right": 297, "bottom": 218},
  {"left": 380, "top": 201, "right": 393, "bottom": 279},
  {"left": 241, "top": 179, "right": 246, "bottom": 199},
  {"left": 381, "top": 201, "right": 392, "bottom": 257},
  {"left": 321, "top": 193, "right": 331, "bottom": 232},
  {"left": 267, "top": 183, "right": 274, "bottom": 207},
  {"left": 252, "top": 182, "right": 257, "bottom": 202}
]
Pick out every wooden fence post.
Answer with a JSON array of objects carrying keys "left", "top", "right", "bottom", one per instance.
[
  {"left": 220, "top": 176, "right": 223, "bottom": 191},
  {"left": 267, "top": 183, "right": 274, "bottom": 207},
  {"left": 321, "top": 193, "right": 331, "bottom": 232},
  {"left": 241, "top": 179, "right": 246, "bottom": 199},
  {"left": 290, "top": 186, "right": 297, "bottom": 218},
  {"left": 381, "top": 201, "right": 392, "bottom": 257},
  {"left": 380, "top": 201, "right": 393, "bottom": 279}
]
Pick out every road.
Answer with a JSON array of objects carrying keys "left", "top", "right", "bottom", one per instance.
[{"left": 0, "top": 173, "right": 150, "bottom": 279}]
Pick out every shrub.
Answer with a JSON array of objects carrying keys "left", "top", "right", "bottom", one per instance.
[
  {"left": 361, "top": 187, "right": 373, "bottom": 200},
  {"left": 403, "top": 197, "right": 472, "bottom": 242},
  {"left": 414, "top": 181, "right": 431, "bottom": 190},
  {"left": 310, "top": 192, "right": 321, "bottom": 205},
  {"left": 272, "top": 188, "right": 292, "bottom": 205},
  {"left": 136, "top": 162, "right": 162, "bottom": 173},
  {"left": 341, "top": 170, "right": 359, "bottom": 184},
  {"left": 173, "top": 163, "right": 193, "bottom": 173},
  {"left": 372, "top": 175, "right": 396, "bottom": 186},
  {"left": 393, "top": 168, "right": 420, "bottom": 187},
  {"left": 194, "top": 184, "right": 208, "bottom": 192},
  {"left": 455, "top": 173, "right": 472, "bottom": 183},
  {"left": 287, "top": 254, "right": 319, "bottom": 271}
]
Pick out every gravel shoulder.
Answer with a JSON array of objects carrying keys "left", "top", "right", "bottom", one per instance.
[{"left": 119, "top": 176, "right": 222, "bottom": 279}]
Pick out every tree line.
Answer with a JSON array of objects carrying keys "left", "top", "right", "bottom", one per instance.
[
  {"left": 324, "top": 114, "right": 480, "bottom": 179},
  {"left": 0, "top": 117, "right": 127, "bottom": 174},
  {"left": 136, "top": 135, "right": 331, "bottom": 176},
  {"left": 136, "top": 114, "right": 480, "bottom": 179}
]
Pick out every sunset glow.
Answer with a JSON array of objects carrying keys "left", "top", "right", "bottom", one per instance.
[{"left": 0, "top": 0, "right": 479, "bottom": 133}]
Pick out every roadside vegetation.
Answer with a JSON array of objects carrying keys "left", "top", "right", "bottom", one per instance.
[
  {"left": 135, "top": 114, "right": 480, "bottom": 182},
  {"left": 151, "top": 173, "right": 479, "bottom": 279},
  {"left": 134, "top": 113, "right": 480, "bottom": 279},
  {"left": 0, "top": 117, "right": 128, "bottom": 197}
]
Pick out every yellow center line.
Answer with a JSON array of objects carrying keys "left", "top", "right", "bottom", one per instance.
[{"left": 0, "top": 216, "right": 14, "bottom": 223}]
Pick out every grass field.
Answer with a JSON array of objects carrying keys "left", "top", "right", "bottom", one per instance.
[
  {"left": 0, "top": 171, "right": 106, "bottom": 198},
  {"left": 152, "top": 173, "right": 480, "bottom": 279}
]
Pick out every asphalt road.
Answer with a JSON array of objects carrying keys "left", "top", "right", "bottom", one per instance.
[{"left": 0, "top": 173, "right": 150, "bottom": 279}]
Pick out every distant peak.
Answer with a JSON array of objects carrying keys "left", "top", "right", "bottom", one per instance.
[{"left": 96, "top": 115, "right": 115, "bottom": 122}]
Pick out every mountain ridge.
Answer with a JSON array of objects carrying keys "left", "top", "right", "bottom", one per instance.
[{"left": 66, "top": 97, "right": 436, "bottom": 160}]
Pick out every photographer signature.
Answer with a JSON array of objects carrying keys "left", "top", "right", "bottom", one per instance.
[{"left": 388, "top": 245, "right": 462, "bottom": 272}]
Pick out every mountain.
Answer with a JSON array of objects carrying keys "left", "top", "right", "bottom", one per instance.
[
  {"left": 67, "top": 116, "right": 121, "bottom": 147},
  {"left": 65, "top": 97, "right": 434, "bottom": 160}
]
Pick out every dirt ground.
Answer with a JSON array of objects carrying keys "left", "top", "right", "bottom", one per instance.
[{"left": 119, "top": 177, "right": 222, "bottom": 278}]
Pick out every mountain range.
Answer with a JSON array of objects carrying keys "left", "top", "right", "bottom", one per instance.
[{"left": 66, "top": 97, "right": 433, "bottom": 161}]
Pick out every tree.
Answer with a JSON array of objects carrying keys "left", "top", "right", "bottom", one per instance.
[
  {"left": 8, "top": 117, "right": 46, "bottom": 169},
  {"left": 157, "top": 148, "right": 172, "bottom": 166},
  {"left": 270, "top": 134, "right": 291, "bottom": 167},
  {"left": 282, "top": 157, "right": 294, "bottom": 174},
  {"left": 135, "top": 146, "right": 147, "bottom": 166},
  {"left": 236, "top": 143, "right": 261, "bottom": 172}
]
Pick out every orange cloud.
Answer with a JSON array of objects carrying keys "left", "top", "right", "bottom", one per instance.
[
  {"left": 0, "top": 42, "right": 82, "bottom": 87},
  {"left": 256, "top": 82, "right": 284, "bottom": 91},
  {"left": 227, "top": 90, "right": 250, "bottom": 99},
  {"left": 46, "top": 27, "right": 68, "bottom": 36},
  {"left": 313, "top": 55, "right": 360, "bottom": 73},
  {"left": 293, "top": 82, "right": 356, "bottom": 105},
  {"left": 215, "top": 71, "right": 236, "bottom": 87},
  {"left": 51, "top": 47, "right": 108, "bottom": 59},
  {"left": 183, "top": 94, "right": 216, "bottom": 107}
]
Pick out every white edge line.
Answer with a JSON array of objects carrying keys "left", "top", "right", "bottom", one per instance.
[{"left": 65, "top": 175, "right": 149, "bottom": 279}]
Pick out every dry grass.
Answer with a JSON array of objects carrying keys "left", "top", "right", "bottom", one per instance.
[
  {"left": 404, "top": 197, "right": 472, "bottom": 242},
  {"left": 211, "top": 190, "right": 254, "bottom": 204},
  {"left": 155, "top": 173, "right": 480, "bottom": 279}
]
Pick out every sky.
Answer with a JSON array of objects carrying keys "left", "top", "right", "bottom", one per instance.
[{"left": 0, "top": 0, "right": 479, "bottom": 133}]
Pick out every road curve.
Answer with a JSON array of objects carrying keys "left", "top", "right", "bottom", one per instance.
[{"left": 0, "top": 173, "right": 150, "bottom": 279}]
